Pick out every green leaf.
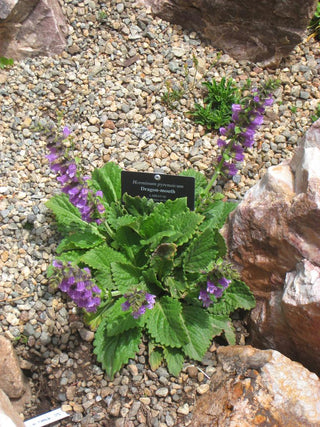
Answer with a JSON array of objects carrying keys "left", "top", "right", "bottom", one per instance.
[
  {"left": 110, "top": 262, "right": 142, "bottom": 293},
  {"left": 183, "top": 228, "right": 221, "bottom": 273},
  {"left": 51, "top": 250, "right": 83, "bottom": 265},
  {"left": 164, "top": 276, "right": 186, "bottom": 298},
  {"left": 91, "top": 162, "right": 122, "bottom": 204},
  {"left": 202, "top": 200, "right": 237, "bottom": 230},
  {"left": 84, "top": 299, "right": 112, "bottom": 329},
  {"left": 148, "top": 342, "right": 163, "bottom": 371},
  {"left": 106, "top": 299, "right": 145, "bottom": 336},
  {"left": 181, "top": 305, "right": 213, "bottom": 361},
  {"left": 163, "top": 347, "right": 184, "bottom": 376},
  {"left": 179, "top": 169, "right": 208, "bottom": 194},
  {"left": 81, "top": 244, "right": 128, "bottom": 272},
  {"left": 150, "top": 243, "right": 176, "bottom": 279},
  {"left": 94, "top": 318, "right": 142, "bottom": 379},
  {"left": 146, "top": 296, "right": 188, "bottom": 348},
  {"left": 46, "top": 193, "right": 91, "bottom": 233},
  {"left": 210, "top": 280, "right": 255, "bottom": 315},
  {"left": 123, "top": 193, "right": 155, "bottom": 216},
  {"left": 209, "top": 314, "right": 236, "bottom": 345},
  {"left": 140, "top": 210, "right": 174, "bottom": 240},
  {"left": 170, "top": 211, "right": 203, "bottom": 246},
  {"left": 56, "top": 231, "right": 104, "bottom": 253}
]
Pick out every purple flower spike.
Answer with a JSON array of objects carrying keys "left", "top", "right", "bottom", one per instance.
[
  {"left": 145, "top": 293, "right": 156, "bottom": 309},
  {"left": 207, "top": 280, "right": 223, "bottom": 298},
  {"left": 53, "top": 261, "right": 101, "bottom": 312}
]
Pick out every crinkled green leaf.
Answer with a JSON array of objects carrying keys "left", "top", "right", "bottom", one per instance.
[
  {"left": 210, "top": 280, "right": 255, "bottom": 315},
  {"left": 163, "top": 347, "right": 184, "bottom": 376},
  {"left": 201, "top": 200, "right": 237, "bottom": 230},
  {"left": 91, "top": 162, "right": 122, "bottom": 204},
  {"left": 179, "top": 169, "right": 208, "bottom": 199},
  {"left": 80, "top": 244, "right": 128, "bottom": 272},
  {"left": 183, "top": 228, "right": 221, "bottom": 273},
  {"left": 181, "top": 305, "right": 213, "bottom": 361},
  {"left": 108, "top": 214, "right": 137, "bottom": 231},
  {"left": 146, "top": 296, "right": 188, "bottom": 348},
  {"left": 169, "top": 211, "right": 204, "bottom": 246},
  {"left": 140, "top": 210, "right": 174, "bottom": 240},
  {"left": 46, "top": 193, "right": 91, "bottom": 233},
  {"left": 110, "top": 262, "right": 142, "bottom": 293},
  {"left": 94, "top": 318, "right": 142, "bottom": 379},
  {"left": 123, "top": 193, "right": 155, "bottom": 216},
  {"left": 56, "top": 231, "right": 104, "bottom": 253},
  {"left": 164, "top": 276, "right": 186, "bottom": 298},
  {"left": 105, "top": 298, "right": 145, "bottom": 336},
  {"left": 150, "top": 243, "right": 176, "bottom": 279},
  {"left": 209, "top": 314, "right": 236, "bottom": 345}
]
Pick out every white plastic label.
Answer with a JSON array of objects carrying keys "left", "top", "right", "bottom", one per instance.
[{"left": 24, "top": 408, "right": 70, "bottom": 427}]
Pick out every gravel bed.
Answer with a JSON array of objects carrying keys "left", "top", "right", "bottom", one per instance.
[{"left": 0, "top": 0, "right": 319, "bottom": 425}]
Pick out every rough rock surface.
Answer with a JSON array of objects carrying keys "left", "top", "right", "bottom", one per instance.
[
  {"left": 191, "top": 345, "right": 320, "bottom": 427},
  {"left": 145, "top": 0, "right": 318, "bottom": 65},
  {"left": 0, "top": 336, "right": 31, "bottom": 413},
  {"left": 0, "top": 389, "right": 24, "bottom": 427},
  {"left": 225, "top": 119, "right": 320, "bottom": 374},
  {"left": 0, "top": 0, "right": 68, "bottom": 59}
]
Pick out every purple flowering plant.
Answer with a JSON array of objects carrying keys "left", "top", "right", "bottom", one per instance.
[{"left": 44, "top": 80, "right": 278, "bottom": 378}]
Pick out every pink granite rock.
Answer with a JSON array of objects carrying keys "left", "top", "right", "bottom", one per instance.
[
  {"left": 0, "top": 335, "right": 31, "bottom": 413},
  {"left": 0, "top": 0, "right": 68, "bottom": 59},
  {"left": 191, "top": 345, "right": 320, "bottom": 426},
  {"left": 144, "top": 0, "right": 318, "bottom": 66},
  {"left": 0, "top": 389, "right": 24, "bottom": 427},
  {"left": 224, "top": 119, "right": 320, "bottom": 374}
]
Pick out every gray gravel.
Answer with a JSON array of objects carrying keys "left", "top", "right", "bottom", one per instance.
[{"left": 0, "top": 0, "right": 319, "bottom": 425}]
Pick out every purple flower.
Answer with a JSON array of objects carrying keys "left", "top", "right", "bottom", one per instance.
[
  {"left": 217, "top": 138, "right": 227, "bottom": 148},
  {"left": 46, "top": 128, "right": 106, "bottom": 224},
  {"left": 199, "top": 289, "right": 213, "bottom": 308},
  {"left": 231, "top": 103, "right": 242, "bottom": 121},
  {"left": 207, "top": 280, "right": 223, "bottom": 298},
  {"left": 121, "top": 300, "right": 131, "bottom": 311},
  {"left": 121, "top": 291, "right": 156, "bottom": 318},
  {"left": 145, "top": 293, "right": 156, "bottom": 309},
  {"left": 218, "top": 277, "right": 232, "bottom": 288},
  {"left": 53, "top": 261, "right": 101, "bottom": 312},
  {"left": 264, "top": 97, "right": 273, "bottom": 106},
  {"left": 224, "top": 162, "right": 238, "bottom": 176},
  {"left": 215, "top": 86, "right": 274, "bottom": 178},
  {"left": 132, "top": 305, "right": 146, "bottom": 319},
  {"left": 219, "top": 127, "right": 227, "bottom": 136},
  {"left": 63, "top": 126, "right": 71, "bottom": 137},
  {"left": 251, "top": 114, "right": 264, "bottom": 126}
]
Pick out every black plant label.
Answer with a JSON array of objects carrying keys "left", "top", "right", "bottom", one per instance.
[{"left": 121, "top": 171, "right": 195, "bottom": 210}]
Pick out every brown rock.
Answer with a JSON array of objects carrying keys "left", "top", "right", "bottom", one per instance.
[
  {"left": 224, "top": 119, "right": 320, "bottom": 374},
  {"left": 0, "top": 389, "right": 24, "bottom": 427},
  {"left": 144, "top": 0, "right": 318, "bottom": 66},
  {"left": 191, "top": 345, "right": 320, "bottom": 427},
  {"left": 0, "top": 0, "right": 68, "bottom": 60},
  {"left": 0, "top": 336, "right": 27, "bottom": 399}
]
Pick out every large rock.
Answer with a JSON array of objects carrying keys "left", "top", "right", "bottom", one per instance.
[
  {"left": 0, "top": 336, "right": 31, "bottom": 413},
  {"left": 191, "top": 345, "right": 320, "bottom": 426},
  {"left": 224, "top": 119, "right": 320, "bottom": 374},
  {"left": 0, "top": 0, "right": 68, "bottom": 59},
  {"left": 0, "top": 389, "right": 24, "bottom": 427},
  {"left": 144, "top": 0, "right": 318, "bottom": 66}
]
